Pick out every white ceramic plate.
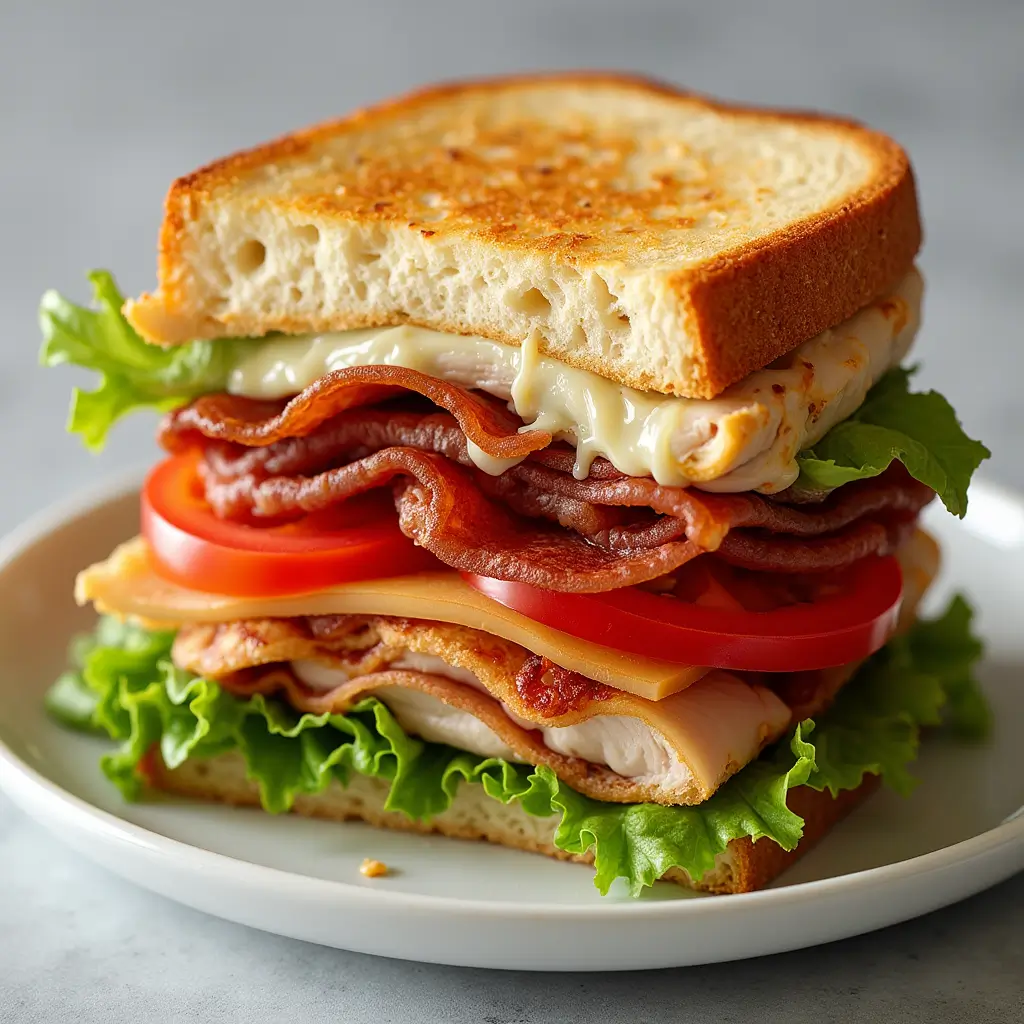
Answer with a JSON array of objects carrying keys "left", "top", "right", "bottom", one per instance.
[{"left": 0, "top": 475, "right": 1022, "bottom": 971}]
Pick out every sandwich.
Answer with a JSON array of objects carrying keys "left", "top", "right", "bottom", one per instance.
[{"left": 42, "top": 74, "right": 992, "bottom": 896}]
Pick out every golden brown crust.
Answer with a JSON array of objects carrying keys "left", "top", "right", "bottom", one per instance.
[
  {"left": 681, "top": 162, "right": 920, "bottom": 392},
  {"left": 141, "top": 748, "right": 881, "bottom": 894},
  {"left": 704, "top": 775, "right": 882, "bottom": 893},
  {"left": 130, "top": 72, "right": 921, "bottom": 398}
]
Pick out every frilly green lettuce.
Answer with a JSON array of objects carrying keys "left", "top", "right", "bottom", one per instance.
[
  {"left": 796, "top": 367, "right": 990, "bottom": 517},
  {"left": 39, "top": 271, "right": 236, "bottom": 449}
]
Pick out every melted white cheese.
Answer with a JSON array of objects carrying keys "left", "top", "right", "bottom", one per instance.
[{"left": 227, "top": 269, "right": 921, "bottom": 492}]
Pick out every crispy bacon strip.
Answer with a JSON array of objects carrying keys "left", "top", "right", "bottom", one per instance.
[
  {"left": 165, "top": 366, "right": 551, "bottom": 458},
  {"left": 513, "top": 654, "right": 616, "bottom": 717},
  {"left": 197, "top": 444, "right": 925, "bottom": 587},
  {"left": 715, "top": 515, "right": 919, "bottom": 572},
  {"left": 162, "top": 396, "right": 934, "bottom": 588},
  {"left": 200, "top": 446, "right": 703, "bottom": 591},
  {"left": 170, "top": 406, "right": 933, "bottom": 546},
  {"left": 505, "top": 455, "right": 934, "bottom": 537}
]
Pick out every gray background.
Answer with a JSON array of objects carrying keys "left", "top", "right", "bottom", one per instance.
[{"left": 1, "top": 0, "right": 1022, "bottom": 1020}]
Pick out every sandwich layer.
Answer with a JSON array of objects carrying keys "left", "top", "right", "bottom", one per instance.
[
  {"left": 125, "top": 73, "right": 920, "bottom": 399},
  {"left": 141, "top": 748, "right": 881, "bottom": 895},
  {"left": 76, "top": 528, "right": 939, "bottom": 703},
  {"left": 163, "top": 384, "right": 937, "bottom": 590},
  {"left": 50, "top": 551, "right": 984, "bottom": 897},
  {"left": 218, "top": 267, "right": 920, "bottom": 491},
  {"left": 171, "top": 615, "right": 791, "bottom": 805},
  {"left": 77, "top": 538, "right": 707, "bottom": 700},
  {"left": 91, "top": 530, "right": 937, "bottom": 806}
]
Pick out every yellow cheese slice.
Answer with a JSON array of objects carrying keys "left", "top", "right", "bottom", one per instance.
[{"left": 77, "top": 537, "right": 709, "bottom": 701}]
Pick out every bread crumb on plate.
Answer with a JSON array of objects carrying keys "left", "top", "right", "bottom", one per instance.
[{"left": 360, "top": 858, "right": 389, "bottom": 879}]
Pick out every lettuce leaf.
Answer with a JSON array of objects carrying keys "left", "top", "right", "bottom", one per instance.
[
  {"left": 901, "top": 595, "right": 990, "bottom": 740},
  {"left": 39, "top": 271, "right": 237, "bottom": 449},
  {"left": 47, "top": 596, "right": 986, "bottom": 896},
  {"left": 796, "top": 367, "right": 990, "bottom": 516}
]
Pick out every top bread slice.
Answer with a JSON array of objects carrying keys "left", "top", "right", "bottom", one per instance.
[{"left": 125, "top": 73, "right": 921, "bottom": 399}]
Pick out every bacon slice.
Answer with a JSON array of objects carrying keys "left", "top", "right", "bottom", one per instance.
[
  {"left": 471, "top": 454, "right": 933, "bottom": 550},
  {"left": 174, "top": 401, "right": 929, "bottom": 528},
  {"left": 715, "top": 515, "right": 919, "bottom": 573},
  {"left": 161, "top": 395, "right": 934, "bottom": 589},
  {"left": 195, "top": 448, "right": 931, "bottom": 590},
  {"left": 166, "top": 366, "right": 551, "bottom": 458},
  {"left": 201, "top": 445, "right": 704, "bottom": 591}
]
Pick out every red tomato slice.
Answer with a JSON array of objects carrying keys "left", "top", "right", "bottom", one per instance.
[
  {"left": 461, "top": 557, "right": 904, "bottom": 672},
  {"left": 142, "top": 453, "right": 438, "bottom": 596}
]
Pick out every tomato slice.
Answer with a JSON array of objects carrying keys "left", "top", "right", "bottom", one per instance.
[
  {"left": 461, "top": 557, "right": 904, "bottom": 672},
  {"left": 142, "top": 453, "right": 438, "bottom": 596}
]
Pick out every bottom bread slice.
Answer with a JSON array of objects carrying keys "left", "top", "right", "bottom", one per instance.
[{"left": 141, "top": 750, "right": 880, "bottom": 894}]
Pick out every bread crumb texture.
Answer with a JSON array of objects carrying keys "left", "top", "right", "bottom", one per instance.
[{"left": 359, "top": 857, "right": 390, "bottom": 878}]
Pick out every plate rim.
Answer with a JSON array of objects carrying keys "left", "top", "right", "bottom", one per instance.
[{"left": 1, "top": 470, "right": 1022, "bottom": 924}]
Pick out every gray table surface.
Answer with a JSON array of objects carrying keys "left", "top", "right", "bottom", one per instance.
[{"left": 2, "top": 1, "right": 1022, "bottom": 1020}]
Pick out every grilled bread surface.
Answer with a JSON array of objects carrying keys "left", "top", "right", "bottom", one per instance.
[{"left": 127, "top": 73, "right": 920, "bottom": 399}]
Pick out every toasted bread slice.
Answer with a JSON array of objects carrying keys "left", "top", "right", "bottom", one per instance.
[
  {"left": 142, "top": 750, "right": 880, "bottom": 894},
  {"left": 126, "top": 73, "right": 920, "bottom": 399}
]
